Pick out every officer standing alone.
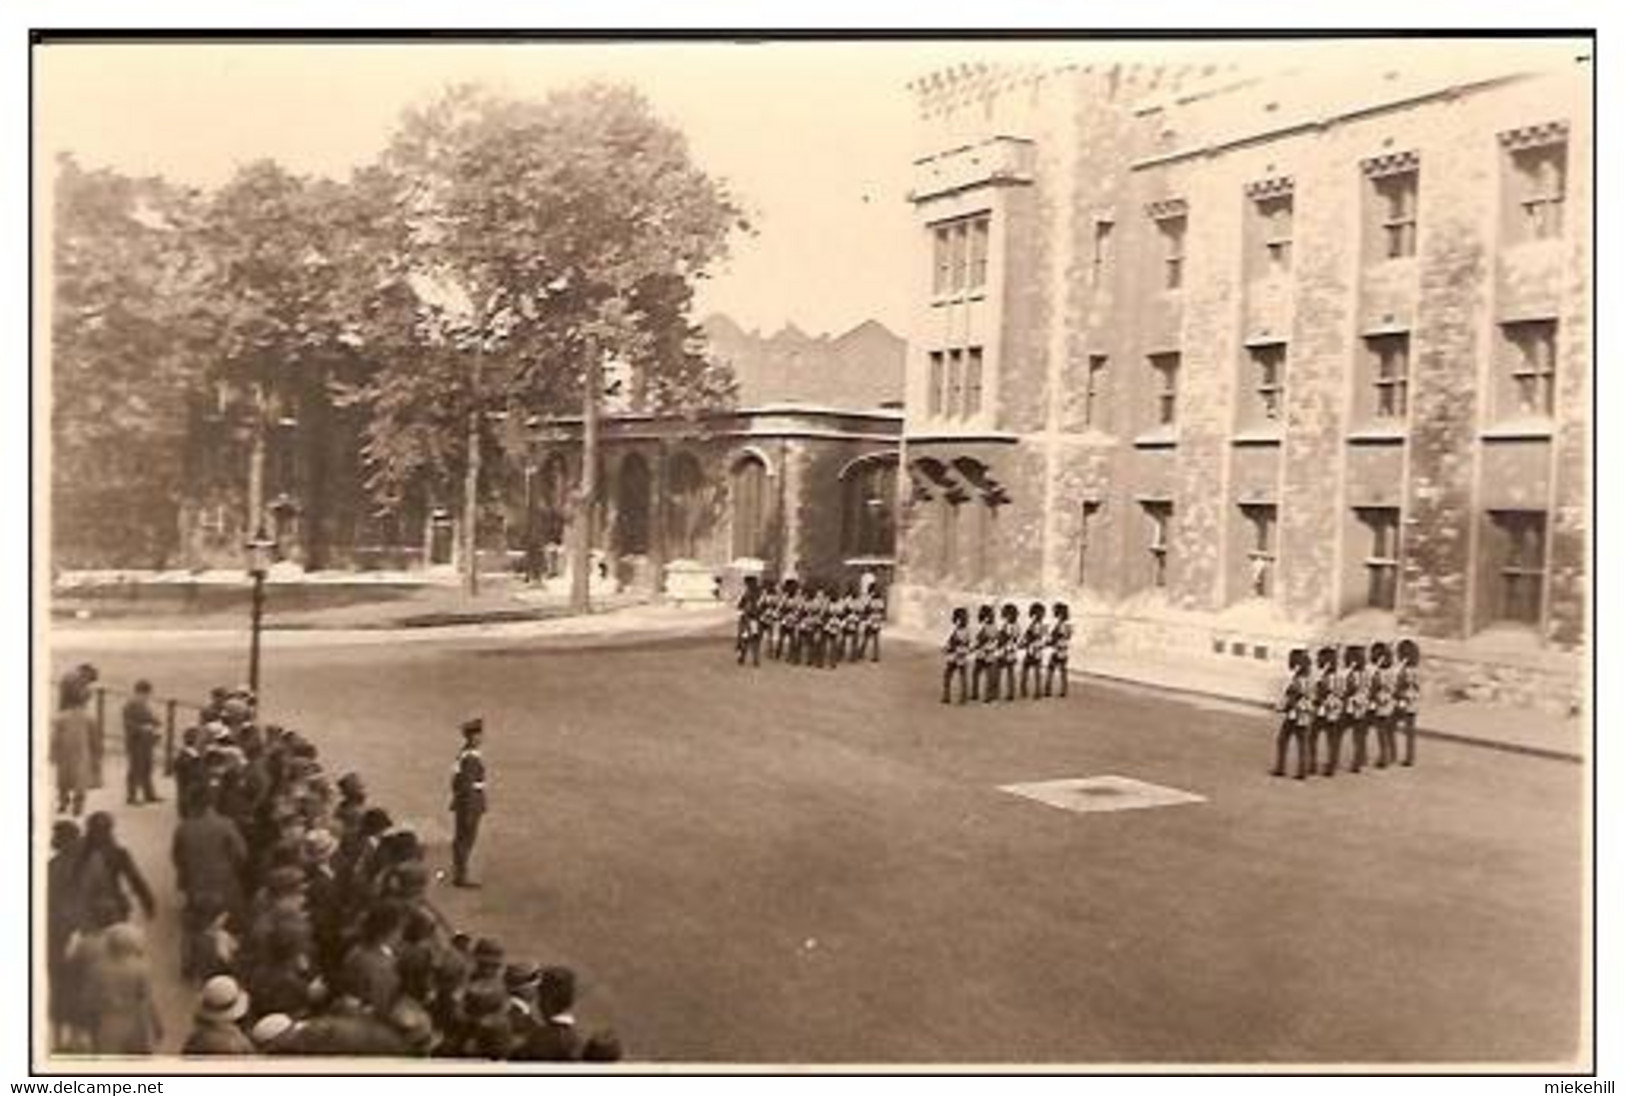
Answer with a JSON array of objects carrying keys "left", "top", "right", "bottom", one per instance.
[{"left": 450, "top": 718, "right": 488, "bottom": 888}]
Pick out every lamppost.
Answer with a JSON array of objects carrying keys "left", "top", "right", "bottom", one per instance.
[{"left": 246, "top": 527, "right": 276, "bottom": 705}]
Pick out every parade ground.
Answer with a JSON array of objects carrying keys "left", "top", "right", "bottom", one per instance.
[{"left": 46, "top": 627, "right": 1586, "bottom": 1066}]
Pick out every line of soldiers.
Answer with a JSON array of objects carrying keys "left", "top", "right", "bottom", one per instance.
[
  {"left": 735, "top": 576, "right": 886, "bottom": 669},
  {"left": 1274, "top": 639, "right": 1422, "bottom": 779},
  {"left": 943, "top": 602, "right": 1073, "bottom": 704}
]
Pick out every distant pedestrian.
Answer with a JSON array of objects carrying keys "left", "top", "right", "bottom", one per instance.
[
  {"left": 942, "top": 607, "right": 971, "bottom": 704},
  {"left": 1273, "top": 649, "right": 1314, "bottom": 779},
  {"left": 1044, "top": 602, "right": 1072, "bottom": 698},
  {"left": 58, "top": 662, "right": 98, "bottom": 713},
  {"left": 122, "top": 680, "right": 163, "bottom": 806},
  {"left": 173, "top": 788, "right": 249, "bottom": 947},
  {"left": 52, "top": 695, "right": 96, "bottom": 817},
  {"left": 47, "top": 820, "right": 83, "bottom": 1049},
  {"left": 1395, "top": 638, "right": 1422, "bottom": 766},
  {"left": 450, "top": 719, "right": 488, "bottom": 888},
  {"left": 1018, "top": 602, "right": 1047, "bottom": 699}
]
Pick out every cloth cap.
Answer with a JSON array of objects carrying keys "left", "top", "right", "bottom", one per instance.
[
  {"left": 250, "top": 1013, "right": 296, "bottom": 1047},
  {"left": 461, "top": 717, "right": 484, "bottom": 736},
  {"left": 504, "top": 960, "right": 541, "bottom": 992}
]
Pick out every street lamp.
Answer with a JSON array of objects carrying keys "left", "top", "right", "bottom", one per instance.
[{"left": 246, "top": 527, "right": 276, "bottom": 706}]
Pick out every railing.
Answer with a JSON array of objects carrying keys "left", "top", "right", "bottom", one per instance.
[{"left": 77, "top": 684, "right": 209, "bottom": 787}]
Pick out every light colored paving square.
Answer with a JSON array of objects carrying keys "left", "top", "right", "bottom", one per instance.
[{"left": 998, "top": 774, "right": 1207, "bottom": 814}]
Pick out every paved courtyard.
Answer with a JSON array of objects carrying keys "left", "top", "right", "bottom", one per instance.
[{"left": 46, "top": 631, "right": 1586, "bottom": 1066}]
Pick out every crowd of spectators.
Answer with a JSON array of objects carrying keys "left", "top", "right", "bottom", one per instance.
[{"left": 47, "top": 670, "right": 622, "bottom": 1061}]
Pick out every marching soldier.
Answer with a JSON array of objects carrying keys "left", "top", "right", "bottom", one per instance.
[
  {"left": 858, "top": 583, "right": 885, "bottom": 663},
  {"left": 761, "top": 580, "right": 783, "bottom": 662},
  {"left": 781, "top": 580, "right": 803, "bottom": 665},
  {"left": 840, "top": 585, "right": 863, "bottom": 664},
  {"left": 1310, "top": 645, "right": 1342, "bottom": 777},
  {"left": 1342, "top": 644, "right": 1372, "bottom": 774},
  {"left": 1043, "top": 602, "right": 1073, "bottom": 698},
  {"left": 996, "top": 603, "right": 1022, "bottom": 702},
  {"left": 1273, "top": 649, "right": 1314, "bottom": 779},
  {"left": 735, "top": 576, "right": 763, "bottom": 667},
  {"left": 823, "top": 586, "right": 848, "bottom": 669},
  {"left": 449, "top": 718, "right": 488, "bottom": 888},
  {"left": 1395, "top": 638, "right": 1422, "bottom": 766},
  {"left": 970, "top": 605, "right": 997, "bottom": 702},
  {"left": 804, "top": 586, "right": 829, "bottom": 669},
  {"left": 1369, "top": 641, "right": 1398, "bottom": 769},
  {"left": 1018, "top": 603, "right": 1047, "bottom": 700},
  {"left": 942, "top": 607, "right": 971, "bottom": 704}
]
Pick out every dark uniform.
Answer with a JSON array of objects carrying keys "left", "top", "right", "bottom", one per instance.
[
  {"left": 1309, "top": 647, "right": 1342, "bottom": 777},
  {"left": 858, "top": 589, "right": 885, "bottom": 663},
  {"left": 804, "top": 590, "right": 828, "bottom": 669},
  {"left": 1272, "top": 650, "right": 1314, "bottom": 779},
  {"left": 996, "top": 605, "right": 1021, "bottom": 702},
  {"left": 942, "top": 609, "right": 971, "bottom": 705},
  {"left": 1369, "top": 642, "right": 1398, "bottom": 769},
  {"left": 1044, "top": 604, "right": 1072, "bottom": 698},
  {"left": 1338, "top": 646, "right": 1370, "bottom": 774},
  {"left": 122, "top": 683, "right": 162, "bottom": 805},
  {"left": 782, "top": 586, "right": 804, "bottom": 665},
  {"left": 840, "top": 589, "right": 863, "bottom": 664},
  {"left": 970, "top": 607, "right": 997, "bottom": 702},
  {"left": 449, "top": 719, "right": 488, "bottom": 887},
  {"left": 736, "top": 580, "right": 763, "bottom": 667},
  {"left": 1018, "top": 604, "right": 1046, "bottom": 700},
  {"left": 761, "top": 583, "right": 782, "bottom": 661},
  {"left": 1395, "top": 639, "right": 1421, "bottom": 766}
]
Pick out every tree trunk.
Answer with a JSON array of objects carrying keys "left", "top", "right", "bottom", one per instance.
[
  {"left": 463, "top": 348, "right": 484, "bottom": 598},
  {"left": 247, "top": 381, "right": 267, "bottom": 539},
  {"left": 570, "top": 339, "right": 600, "bottom": 613}
]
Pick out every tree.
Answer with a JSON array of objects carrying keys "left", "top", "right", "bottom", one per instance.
[
  {"left": 348, "top": 82, "right": 748, "bottom": 601},
  {"left": 50, "top": 154, "right": 208, "bottom": 568}
]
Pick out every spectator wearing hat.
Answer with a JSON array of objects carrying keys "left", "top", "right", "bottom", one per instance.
[
  {"left": 51, "top": 690, "right": 97, "bottom": 817},
  {"left": 121, "top": 680, "right": 163, "bottom": 806},
  {"left": 429, "top": 947, "right": 472, "bottom": 1050},
  {"left": 449, "top": 719, "right": 488, "bottom": 888},
  {"left": 173, "top": 789, "right": 249, "bottom": 943},
  {"left": 521, "top": 965, "right": 584, "bottom": 1061},
  {"left": 340, "top": 901, "right": 405, "bottom": 1016},
  {"left": 335, "top": 772, "right": 367, "bottom": 837},
  {"left": 58, "top": 663, "right": 99, "bottom": 713},
  {"left": 183, "top": 975, "right": 255, "bottom": 1055},
  {"left": 451, "top": 980, "right": 511, "bottom": 1059},
  {"left": 200, "top": 686, "right": 230, "bottom": 727},
  {"left": 80, "top": 922, "right": 163, "bottom": 1054},
  {"left": 503, "top": 960, "right": 543, "bottom": 1057},
  {"left": 245, "top": 922, "right": 324, "bottom": 1019},
  {"left": 249, "top": 1012, "right": 300, "bottom": 1054},
  {"left": 582, "top": 1029, "right": 624, "bottom": 1063}
]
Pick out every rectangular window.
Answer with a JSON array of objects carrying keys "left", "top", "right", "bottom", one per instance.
[
  {"left": 1150, "top": 352, "right": 1180, "bottom": 427},
  {"left": 968, "top": 218, "right": 989, "bottom": 291},
  {"left": 1084, "top": 354, "right": 1108, "bottom": 429},
  {"left": 949, "top": 224, "right": 968, "bottom": 293},
  {"left": 1510, "top": 142, "right": 1567, "bottom": 242},
  {"left": 1256, "top": 194, "right": 1294, "bottom": 275},
  {"left": 1091, "top": 218, "right": 1114, "bottom": 285},
  {"left": 1501, "top": 320, "right": 1558, "bottom": 419},
  {"left": 1365, "top": 333, "right": 1410, "bottom": 420},
  {"left": 964, "top": 348, "right": 984, "bottom": 417},
  {"left": 1158, "top": 214, "right": 1187, "bottom": 290},
  {"left": 933, "top": 228, "right": 950, "bottom": 296},
  {"left": 928, "top": 352, "right": 944, "bottom": 417},
  {"left": 946, "top": 349, "right": 964, "bottom": 418},
  {"left": 1356, "top": 506, "right": 1401, "bottom": 610},
  {"left": 1245, "top": 343, "right": 1286, "bottom": 426},
  {"left": 1240, "top": 503, "right": 1278, "bottom": 599},
  {"left": 1142, "top": 500, "right": 1173, "bottom": 589},
  {"left": 1078, "top": 500, "right": 1102, "bottom": 586},
  {"left": 1373, "top": 170, "right": 1419, "bottom": 260},
  {"left": 1488, "top": 509, "right": 1547, "bottom": 625}
]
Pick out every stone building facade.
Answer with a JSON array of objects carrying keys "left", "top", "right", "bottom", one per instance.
[
  {"left": 895, "top": 44, "right": 1590, "bottom": 710},
  {"left": 528, "top": 405, "right": 902, "bottom": 595}
]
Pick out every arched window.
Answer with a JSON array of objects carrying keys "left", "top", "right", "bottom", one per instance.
[
  {"left": 731, "top": 453, "right": 769, "bottom": 560},
  {"left": 615, "top": 453, "right": 652, "bottom": 555},
  {"left": 841, "top": 455, "right": 898, "bottom": 560},
  {"left": 538, "top": 453, "right": 570, "bottom": 545},
  {"left": 666, "top": 451, "right": 706, "bottom": 560}
]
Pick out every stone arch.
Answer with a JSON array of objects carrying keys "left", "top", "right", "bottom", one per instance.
[{"left": 614, "top": 451, "right": 652, "bottom": 556}]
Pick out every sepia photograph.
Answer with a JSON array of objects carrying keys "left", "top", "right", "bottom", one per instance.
[{"left": 26, "top": 27, "right": 1595, "bottom": 1076}]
